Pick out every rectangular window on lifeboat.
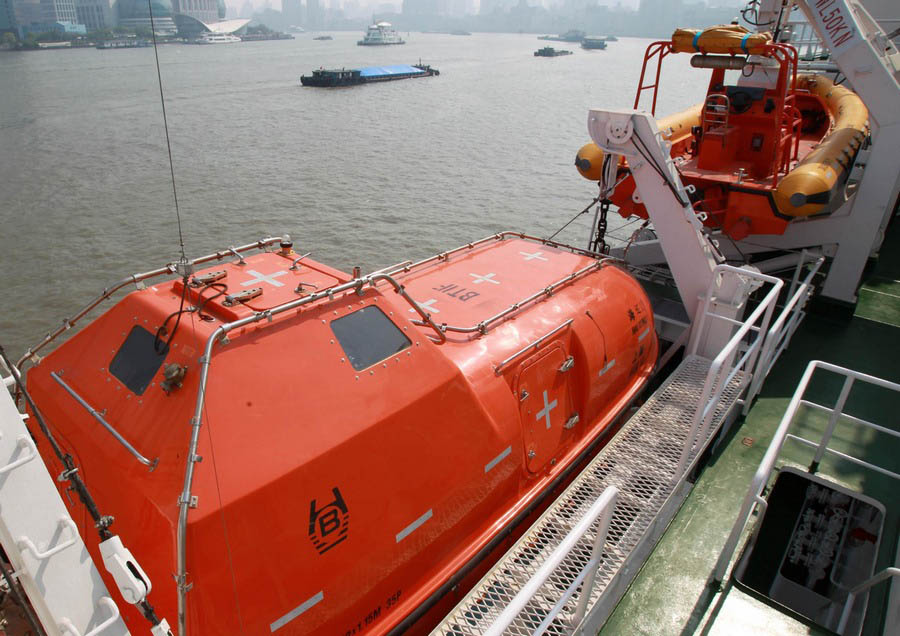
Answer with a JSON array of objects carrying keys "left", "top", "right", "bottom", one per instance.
[
  {"left": 109, "top": 325, "right": 169, "bottom": 395},
  {"left": 331, "top": 306, "right": 411, "bottom": 371}
]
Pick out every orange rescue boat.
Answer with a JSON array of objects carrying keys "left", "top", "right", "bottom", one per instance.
[
  {"left": 23, "top": 233, "right": 657, "bottom": 634},
  {"left": 575, "top": 25, "right": 869, "bottom": 240}
]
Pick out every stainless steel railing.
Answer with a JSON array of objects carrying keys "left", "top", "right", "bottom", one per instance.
[{"left": 16, "top": 236, "right": 287, "bottom": 370}]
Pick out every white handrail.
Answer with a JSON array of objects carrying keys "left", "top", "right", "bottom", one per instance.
[
  {"left": 675, "top": 266, "right": 783, "bottom": 479},
  {"left": 714, "top": 361, "right": 900, "bottom": 583},
  {"left": 18, "top": 516, "right": 79, "bottom": 561},
  {"left": 482, "top": 486, "right": 619, "bottom": 636},
  {"left": 59, "top": 597, "right": 121, "bottom": 636},
  {"left": 0, "top": 354, "right": 14, "bottom": 390},
  {"left": 837, "top": 567, "right": 900, "bottom": 634},
  {"left": 744, "top": 253, "right": 824, "bottom": 411},
  {"left": 0, "top": 435, "right": 38, "bottom": 475}
]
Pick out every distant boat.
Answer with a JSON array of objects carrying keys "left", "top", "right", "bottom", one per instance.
[
  {"left": 287, "top": 25, "right": 306, "bottom": 33},
  {"left": 313, "top": 35, "right": 333, "bottom": 41},
  {"left": 96, "top": 38, "right": 151, "bottom": 49},
  {"left": 194, "top": 33, "right": 241, "bottom": 44},
  {"left": 301, "top": 63, "right": 439, "bottom": 87},
  {"left": 534, "top": 46, "right": 573, "bottom": 57},
  {"left": 604, "top": 35, "right": 618, "bottom": 41},
  {"left": 450, "top": 30, "right": 471, "bottom": 36},
  {"left": 581, "top": 37, "right": 608, "bottom": 50},
  {"left": 537, "top": 29, "right": 585, "bottom": 43},
  {"left": 358, "top": 22, "right": 405, "bottom": 46}
]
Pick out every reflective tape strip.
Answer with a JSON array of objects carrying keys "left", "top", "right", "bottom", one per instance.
[
  {"left": 638, "top": 327, "right": 650, "bottom": 342},
  {"left": 396, "top": 509, "right": 433, "bottom": 543},
  {"left": 598, "top": 359, "right": 616, "bottom": 377},
  {"left": 484, "top": 446, "right": 512, "bottom": 473},
  {"left": 270, "top": 591, "right": 323, "bottom": 632}
]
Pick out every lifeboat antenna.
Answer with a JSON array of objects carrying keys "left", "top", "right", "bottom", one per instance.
[{"left": 147, "top": 0, "right": 189, "bottom": 270}]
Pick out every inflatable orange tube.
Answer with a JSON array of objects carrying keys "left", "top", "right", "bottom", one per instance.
[{"left": 773, "top": 74, "right": 869, "bottom": 217}]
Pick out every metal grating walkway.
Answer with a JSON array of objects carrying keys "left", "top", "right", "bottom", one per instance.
[{"left": 433, "top": 355, "right": 746, "bottom": 635}]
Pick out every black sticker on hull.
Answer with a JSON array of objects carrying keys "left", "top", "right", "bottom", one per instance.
[{"left": 309, "top": 487, "right": 349, "bottom": 555}]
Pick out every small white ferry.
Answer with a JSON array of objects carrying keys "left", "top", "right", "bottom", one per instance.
[
  {"left": 357, "top": 21, "right": 405, "bottom": 46},
  {"left": 194, "top": 32, "right": 241, "bottom": 44}
]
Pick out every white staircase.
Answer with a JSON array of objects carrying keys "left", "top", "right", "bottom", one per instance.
[
  {"left": 433, "top": 264, "right": 787, "bottom": 635},
  {"left": 0, "top": 368, "right": 128, "bottom": 636},
  {"left": 433, "top": 356, "right": 746, "bottom": 635}
]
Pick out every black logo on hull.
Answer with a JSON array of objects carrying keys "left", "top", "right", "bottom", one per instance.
[{"left": 308, "top": 487, "right": 349, "bottom": 555}]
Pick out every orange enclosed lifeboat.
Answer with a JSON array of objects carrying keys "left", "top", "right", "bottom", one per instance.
[
  {"left": 24, "top": 233, "right": 656, "bottom": 634},
  {"left": 576, "top": 26, "right": 869, "bottom": 240}
]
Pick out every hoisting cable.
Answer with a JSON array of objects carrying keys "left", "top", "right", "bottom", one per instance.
[
  {"left": 147, "top": 0, "right": 186, "bottom": 264},
  {"left": 546, "top": 194, "right": 602, "bottom": 242},
  {"left": 0, "top": 345, "right": 113, "bottom": 540},
  {"left": 547, "top": 154, "right": 630, "bottom": 245},
  {"left": 630, "top": 130, "right": 691, "bottom": 207},
  {"left": 0, "top": 345, "right": 164, "bottom": 629}
]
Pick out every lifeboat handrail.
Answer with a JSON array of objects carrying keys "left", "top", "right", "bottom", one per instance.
[
  {"left": 173, "top": 232, "right": 604, "bottom": 635},
  {"left": 377, "top": 231, "right": 607, "bottom": 280},
  {"left": 174, "top": 268, "right": 441, "bottom": 634},
  {"left": 15, "top": 236, "right": 287, "bottom": 370},
  {"left": 633, "top": 40, "right": 674, "bottom": 115},
  {"left": 416, "top": 259, "right": 610, "bottom": 341},
  {"left": 50, "top": 371, "right": 158, "bottom": 470},
  {"left": 493, "top": 319, "right": 574, "bottom": 375},
  {"left": 702, "top": 93, "right": 730, "bottom": 137}
]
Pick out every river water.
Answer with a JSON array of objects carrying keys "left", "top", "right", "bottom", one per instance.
[{"left": 0, "top": 32, "right": 698, "bottom": 359}]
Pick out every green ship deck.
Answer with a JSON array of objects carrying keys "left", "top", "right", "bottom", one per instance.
[{"left": 601, "top": 218, "right": 900, "bottom": 635}]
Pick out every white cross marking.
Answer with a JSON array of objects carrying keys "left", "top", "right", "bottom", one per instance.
[
  {"left": 469, "top": 272, "right": 501, "bottom": 285},
  {"left": 240, "top": 269, "right": 287, "bottom": 288},
  {"left": 409, "top": 299, "right": 440, "bottom": 313},
  {"left": 520, "top": 251, "right": 548, "bottom": 262},
  {"left": 536, "top": 390, "right": 558, "bottom": 429}
]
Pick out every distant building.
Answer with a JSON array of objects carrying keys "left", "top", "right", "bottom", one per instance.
[
  {"left": 282, "top": 0, "right": 302, "bottom": 25},
  {"left": 75, "top": 0, "right": 115, "bottom": 30},
  {"left": 117, "top": 0, "right": 176, "bottom": 33},
  {"left": 171, "top": 13, "right": 248, "bottom": 37},
  {"left": 171, "top": 0, "right": 218, "bottom": 23},
  {"left": 21, "top": 18, "right": 85, "bottom": 34},
  {"left": 11, "top": 0, "right": 43, "bottom": 33},
  {"left": 40, "top": 0, "right": 78, "bottom": 24},
  {"left": 307, "top": 0, "right": 321, "bottom": 29},
  {"left": 1, "top": 0, "right": 18, "bottom": 34},
  {"left": 8, "top": 0, "right": 87, "bottom": 36},
  {"left": 479, "top": 0, "right": 515, "bottom": 14}
]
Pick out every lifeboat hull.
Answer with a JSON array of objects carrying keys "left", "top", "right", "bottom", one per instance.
[{"left": 25, "top": 235, "right": 657, "bottom": 634}]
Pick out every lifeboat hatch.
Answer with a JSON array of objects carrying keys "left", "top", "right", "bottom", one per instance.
[{"left": 515, "top": 342, "right": 574, "bottom": 474}]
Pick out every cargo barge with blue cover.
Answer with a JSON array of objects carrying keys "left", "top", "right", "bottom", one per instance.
[{"left": 300, "top": 64, "right": 439, "bottom": 87}]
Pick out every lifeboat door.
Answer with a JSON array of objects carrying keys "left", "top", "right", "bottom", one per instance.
[{"left": 515, "top": 342, "right": 574, "bottom": 474}]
